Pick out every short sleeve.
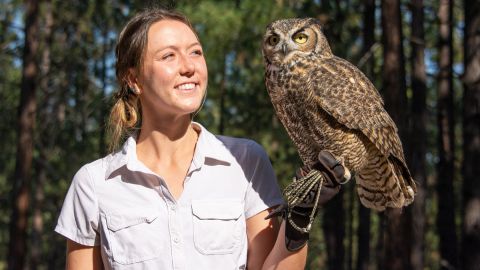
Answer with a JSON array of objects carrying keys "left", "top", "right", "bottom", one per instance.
[
  {"left": 54, "top": 165, "right": 99, "bottom": 246},
  {"left": 244, "top": 142, "right": 284, "bottom": 219}
]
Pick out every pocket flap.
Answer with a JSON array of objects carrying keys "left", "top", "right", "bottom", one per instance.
[
  {"left": 192, "top": 200, "right": 243, "bottom": 220},
  {"left": 106, "top": 208, "right": 159, "bottom": 232}
]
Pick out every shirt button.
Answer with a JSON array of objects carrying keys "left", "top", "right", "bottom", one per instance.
[
  {"left": 173, "top": 237, "right": 180, "bottom": 243},
  {"left": 171, "top": 205, "right": 177, "bottom": 211}
]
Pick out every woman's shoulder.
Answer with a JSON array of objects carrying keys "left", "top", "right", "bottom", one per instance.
[
  {"left": 80, "top": 152, "right": 114, "bottom": 169},
  {"left": 214, "top": 135, "right": 270, "bottom": 163},
  {"left": 215, "top": 135, "right": 263, "bottom": 152},
  {"left": 72, "top": 152, "right": 119, "bottom": 182},
  {"left": 195, "top": 123, "right": 270, "bottom": 162}
]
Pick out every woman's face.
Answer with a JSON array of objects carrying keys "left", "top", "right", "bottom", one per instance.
[{"left": 134, "top": 19, "right": 208, "bottom": 119}]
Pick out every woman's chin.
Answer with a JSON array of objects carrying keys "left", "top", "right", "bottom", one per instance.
[{"left": 178, "top": 97, "right": 204, "bottom": 114}]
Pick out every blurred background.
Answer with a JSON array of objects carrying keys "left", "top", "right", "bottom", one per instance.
[{"left": 1, "top": 0, "right": 479, "bottom": 269}]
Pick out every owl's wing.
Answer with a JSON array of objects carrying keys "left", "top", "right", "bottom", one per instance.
[{"left": 310, "top": 56, "right": 406, "bottom": 162}]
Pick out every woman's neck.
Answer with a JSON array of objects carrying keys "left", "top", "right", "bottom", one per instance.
[{"left": 136, "top": 114, "right": 198, "bottom": 167}]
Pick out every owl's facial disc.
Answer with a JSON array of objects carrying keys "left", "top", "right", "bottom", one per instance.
[{"left": 263, "top": 26, "right": 316, "bottom": 67}]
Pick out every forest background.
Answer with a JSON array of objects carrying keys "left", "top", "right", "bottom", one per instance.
[{"left": 1, "top": 0, "right": 479, "bottom": 269}]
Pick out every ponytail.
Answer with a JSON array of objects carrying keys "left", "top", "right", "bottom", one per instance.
[{"left": 107, "top": 88, "right": 141, "bottom": 152}]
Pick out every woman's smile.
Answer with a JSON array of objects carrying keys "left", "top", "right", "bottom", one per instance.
[{"left": 175, "top": 82, "right": 197, "bottom": 91}]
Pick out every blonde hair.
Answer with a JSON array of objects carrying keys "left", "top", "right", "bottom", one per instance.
[{"left": 107, "top": 8, "right": 197, "bottom": 152}]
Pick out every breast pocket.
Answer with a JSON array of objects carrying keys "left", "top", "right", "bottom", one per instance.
[
  {"left": 191, "top": 200, "right": 244, "bottom": 255},
  {"left": 102, "top": 207, "right": 163, "bottom": 265}
]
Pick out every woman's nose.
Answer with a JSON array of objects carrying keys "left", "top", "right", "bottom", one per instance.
[{"left": 179, "top": 54, "right": 195, "bottom": 76}]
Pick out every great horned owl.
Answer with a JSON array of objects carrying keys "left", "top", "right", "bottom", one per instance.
[{"left": 262, "top": 18, "right": 416, "bottom": 211}]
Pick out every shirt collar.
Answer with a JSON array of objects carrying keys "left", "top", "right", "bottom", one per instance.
[
  {"left": 190, "top": 122, "right": 232, "bottom": 169},
  {"left": 104, "top": 135, "right": 142, "bottom": 179},
  {"left": 105, "top": 122, "right": 231, "bottom": 179}
]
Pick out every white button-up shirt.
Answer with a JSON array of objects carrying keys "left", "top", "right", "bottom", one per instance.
[{"left": 55, "top": 123, "right": 283, "bottom": 270}]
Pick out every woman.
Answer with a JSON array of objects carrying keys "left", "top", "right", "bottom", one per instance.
[{"left": 55, "top": 8, "right": 329, "bottom": 270}]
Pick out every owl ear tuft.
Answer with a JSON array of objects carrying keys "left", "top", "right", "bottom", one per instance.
[{"left": 307, "top": 18, "right": 322, "bottom": 27}]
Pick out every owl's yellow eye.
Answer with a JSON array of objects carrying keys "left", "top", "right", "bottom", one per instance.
[
  {"left": 268, "top": 35, "right": 280, "bottom": 46},
  {"left": 293, "top": 33, "right": 308, "bottom": 44}
]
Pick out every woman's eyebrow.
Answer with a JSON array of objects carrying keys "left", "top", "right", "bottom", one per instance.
[{"left": 152, "top": 42, "right": 202, "bottom": 54}]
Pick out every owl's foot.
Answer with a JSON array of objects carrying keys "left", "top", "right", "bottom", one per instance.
[
  {"left": 269, "top": 152, "right": 344, "bottom": 251},
  {"left": 316, "top": 150, "right": 351, "bottom": 185}
]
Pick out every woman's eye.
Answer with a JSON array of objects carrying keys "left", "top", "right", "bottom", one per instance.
[
  {"left": 293, "top": 33, "right": 308, "bottom": 44},
  {"left": 192, "top": 49, "right": 203, "bottom": 56},
  {"left": 162, "top": 53, "right": 174, "bottom": 60}
]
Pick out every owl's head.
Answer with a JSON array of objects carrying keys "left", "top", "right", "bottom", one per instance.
[{"left": 262, "top": 18, "right": 332, "bottom": 67}]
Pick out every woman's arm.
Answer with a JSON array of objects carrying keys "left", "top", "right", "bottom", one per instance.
[
  {"left": 66, "top": 240, "right": 103, "bottom": 270},
  {"left": 246, "top": 209, "right": 307, "bottom": 270}
]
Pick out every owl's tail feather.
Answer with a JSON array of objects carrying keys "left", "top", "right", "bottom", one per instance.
[{"left": 356, "top": 155, "right": 415, "bottom": 211}]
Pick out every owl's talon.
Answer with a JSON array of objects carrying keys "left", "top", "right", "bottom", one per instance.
[
  {"left": 317, "top": 150, "right": 351, "bottom": 185},
  {"left": 334, "top": 156, "right": 351, "bottom": 184},
  {"left": 339, "top": 166, "right": 351, "bottom": 185}
]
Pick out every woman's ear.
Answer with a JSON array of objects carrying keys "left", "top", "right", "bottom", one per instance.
[{"left": 127, "top": 68, "right": 142, "bottom": 95}]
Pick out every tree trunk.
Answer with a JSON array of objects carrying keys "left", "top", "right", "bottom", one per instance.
[
  {"left": 381, "top": 0, "right": 407, "bottom": 128},
  {"left": 29, "top": 1, "right": 53, "bottom": 268},
  {"left": 461, "top": 0, "right": 480, "bottom": 268},
  {"left": 436, "top": 1, "right": 458, "bottom": 269},
  {"left": 323, "top": 189, "right": 345, "bottom": 270},
  {"left": 356, "top": 1, "right": 374, "bottom": 269},
  {"left": 376, "top": 213, "right": 385, "bottom": 270},
  {"left": 408, "top": 1, "right": 427, "bottom": 270},
  {"left": 8, "top": 0, "right": 41, "bottom": 269},
  {"left": 347, "top": 183, "right": 355, "bottom": 270},
  {"left": 357, "top": 205, "right": 370, "bottom": 270},
  {"left": 30, "top": 1, "right": 52, "bottom": 269},
  {"left": 381, "top": 1, "right": 412, "bottom": 269}
]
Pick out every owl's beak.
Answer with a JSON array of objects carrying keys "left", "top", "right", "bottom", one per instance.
[{"left": 282, "top": 44, "right": 288, "bottom": 55}]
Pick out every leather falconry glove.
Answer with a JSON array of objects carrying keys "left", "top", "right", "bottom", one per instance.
[{"left": 266, "top": 150, "right": 346, "bottom": 251}]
